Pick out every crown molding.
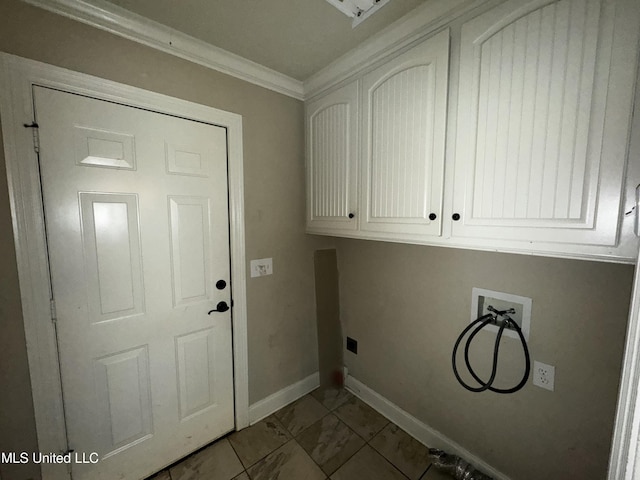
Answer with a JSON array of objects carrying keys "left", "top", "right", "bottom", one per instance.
[
  {"left": 21, "top": 0, "right": 305, "bottom": 100},
  {"left": 21, "top": 0, "right": 488, "bottom": 102},
  {"left": 303, "top": 0, "right": 482, "bottom": 100}
]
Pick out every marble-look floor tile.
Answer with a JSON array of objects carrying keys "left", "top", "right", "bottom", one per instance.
[
  {"left": 370, "top": 424, "right": 431, "bottom": 480},
  {"left": 311, "top": 387, "right": 353, "bottom": 410},
  {"left": 228, "top": 415, "right": 291, "bottom": 468},
  {"left": 247, "top": 439, "right": 326, "bottom": 480},
  {"left": 170, "top": 438, "right": 244, "bottom": 480},
  {"left": 297, "top": 413, "right": 365, "bottom": 475},
  {"left": 333, "top": 396, "right": 388, "bottom": 441},
  {"left": 232, "top": 472, "right": 250, "bottom": 480},
  {"left": 330, "top": 445, "right": 408, "bottom": 480},
  {"left": 275, "top": 394, "right": 329, "bottom": 436},
  {"left": 146, "top": 470, "right": 171, "bottom": 480},
  {"left": 420, "top": 465, "right": 452, "bottom": 479}
]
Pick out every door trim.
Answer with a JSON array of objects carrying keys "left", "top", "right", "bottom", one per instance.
[
  {"left": 0, "top": 52, "right": 249, "bottom": 480},
  {"left": 608, "top": 244, "right": 640, "bottom": 479}
]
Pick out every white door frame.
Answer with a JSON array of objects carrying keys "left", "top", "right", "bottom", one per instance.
[
  {"left": 609, "top": 242, "right": 640, "bottom": 479},
  {"left": 0, "top": 53, "right": 249, "bottom": 480}
]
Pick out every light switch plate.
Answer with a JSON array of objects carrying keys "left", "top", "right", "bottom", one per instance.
[{"left": 250, "top": 258, "right": 273, "bottom": 277}]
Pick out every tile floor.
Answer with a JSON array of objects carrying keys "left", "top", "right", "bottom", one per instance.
[{"left": 147, "top": 388, "right": 450, "bottom": 480}]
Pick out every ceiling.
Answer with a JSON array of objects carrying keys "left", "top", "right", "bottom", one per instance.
[{"left": 106, "top": 0, "right": 427, "bottom": 80}]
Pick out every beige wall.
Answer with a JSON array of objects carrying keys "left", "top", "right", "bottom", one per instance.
[
  {"left": 337, "top": 239, "right": 633, "bottom": 480},
  {"left": 334, "top": 41, "right": 640, "bottom": 480},
  {"left": 1, "top": 3, "right": 637, "bottom": 480},
  {"left": 0, "top": 2, "right": 334, "bottom": 479}
]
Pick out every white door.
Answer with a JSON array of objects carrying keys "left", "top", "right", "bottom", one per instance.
[{"left": 34, "top": 86, "right": 235, "bottom": 480}]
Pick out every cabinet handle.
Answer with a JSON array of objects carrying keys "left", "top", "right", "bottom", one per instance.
[
  {"left": 452, "top": 213, "right": 461, "bottom": 221},
  {"left": 429, "top": 213, "right": 437, "bottom": 221},
  {"left": 348, "top": 213, "right": 355, "bottom": 219}
]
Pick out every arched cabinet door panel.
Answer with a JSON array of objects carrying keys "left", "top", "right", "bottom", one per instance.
[
  {"left": 306, "top": 80, "right": 359, "bottom": 234},
  {"left": 452, "top": 0, "right": 638, "bottom": 247},
  {"left": 360, "top": 29, "right": 450, "bottom": 239}
]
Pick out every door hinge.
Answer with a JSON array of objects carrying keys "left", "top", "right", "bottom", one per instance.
[
  {"left": 23, "top": 122, "right": 40, "bottom": 153},
  {"left": 50, "top": 298, "right": 57, "bottom": 323}
]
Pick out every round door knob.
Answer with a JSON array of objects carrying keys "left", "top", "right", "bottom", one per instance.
[
  {"left": 452, "top": 213, "right": 461, "bottom": 221},
  {"left": 216, "top": 280, "right": 227, "bottom": 290},
  {"left": 429, "top": 213, "right": 437, "bottom": 221},
  {"left": 348, "top": 213, "right": 355, "bottom": 219},
  {"left": 208, "top": 301, "right": 229, "bottom": 314}
]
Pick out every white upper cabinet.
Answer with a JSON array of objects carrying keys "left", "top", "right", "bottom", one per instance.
[
  {"left": 304, "top": 0, "right": 639, "bottom": 262},
  {"left": 360, "top": 29, "right": 450, "bottom": 239},
  {"left": 451, "top": 0, "right": 637, "bottom": 248},
  {"left": 306, "top": 80, "right": 359, "bottom": 233}
]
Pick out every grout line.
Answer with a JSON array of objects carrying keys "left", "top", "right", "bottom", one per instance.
[
  {"left": 419, "top": 462, "right": 432, "bottom": 479},
  {"left": 240, "top": 387, "right": 426, "bottom": 480},
  {"left": 226, "top": 431, "right": 250, "bottom": 470},
  {"left": 332, "top": 441, "right": 369, "bottom": 476},
  {"left": 364, "top": 439, "right": 411, "bottom": 480}
]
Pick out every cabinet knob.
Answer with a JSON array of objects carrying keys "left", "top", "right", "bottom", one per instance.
[
  {"left": 348, "top": 213, "right": 355, "bottom": 219},
  {"left": 452, "top": 213, "right": 461, "bottom": 221},
  {"left": 429, "top": 213, "right": 437, "bottom": 221}
]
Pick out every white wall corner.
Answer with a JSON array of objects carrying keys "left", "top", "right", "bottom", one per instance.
[
  {"left": 20, "top": 0, "right": 305, "bottom": 100},
  {"left": 248, "top": 372, "right": 320, "bottom": 425},
  {"left": 344, "top": 375, "right": 512, "bottom": 480}
]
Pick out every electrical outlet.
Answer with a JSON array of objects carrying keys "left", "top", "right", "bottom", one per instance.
[
  {"left": 533, "top": 360, "right": 555, "bottom": 391},
  {"left": 250, "top": 258, "right": 273, "bottom": 277},
  {"left": 346, "top": 337, "right": 358, "bottom": 354}
]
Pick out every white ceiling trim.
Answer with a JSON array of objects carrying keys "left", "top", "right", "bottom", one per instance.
[{"left": 21, "top": 0, "right": 306, "bottom": 100}]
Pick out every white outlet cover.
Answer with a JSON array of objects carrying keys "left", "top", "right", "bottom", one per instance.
[
  {"left": 533, "top": 360, "right": 555, "bottom": 391},
  {"left": 250, "top": 258, "right": 273, "bottom": 278}
]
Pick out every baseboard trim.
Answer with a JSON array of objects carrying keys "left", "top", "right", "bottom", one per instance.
[
  {"left": 248, "top": 372, "right": 320, "bottom": 425},
  {"left": 345, "top": 375, "right": 512, "bottom": 480}
]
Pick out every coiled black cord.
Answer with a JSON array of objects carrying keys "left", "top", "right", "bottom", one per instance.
[{"left": 452, "top": 313, "right": 531, "bottom": 394}]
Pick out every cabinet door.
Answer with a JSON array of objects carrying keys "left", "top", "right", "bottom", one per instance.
[
  {"left": 452, "top": 0, "right": 638, "bottom": 247},
  {"left": 306, "top": 81, "right": 359, "bottom": 233},
  {"left": 360, "top": 29, "right": 450, "bottom": 238}
]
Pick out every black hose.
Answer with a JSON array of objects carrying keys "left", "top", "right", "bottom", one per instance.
[
  {"left": 452, "top": 313, "right": 531, "bottom": 394},
  {"left": 452, "top": 314, "right": 499, "bottom": 393}
]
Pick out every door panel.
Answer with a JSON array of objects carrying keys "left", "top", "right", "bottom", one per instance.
[
  {"left": 306, "top": 80, "right": 359, "bottom": 233},
  {"left": 80, "top": 193, "right": 145, "bottom": 323},
  {"left": 360, "top": 29, "right": 449, "bottom": 237},
  {"left": 93, "top": 346, "right": 153, "bottom": 454},
  {"left": 452, "top": 0, "right": 626, "bottom": 245},
  {"left": 169, "top": 196, "right": 212, "bottom": 306},
  {"left": 34, "top": 86, "right": 234, "bottom": 480},
  {"left": 176, "top": 327, "right": 222, "bottom": 420}
]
